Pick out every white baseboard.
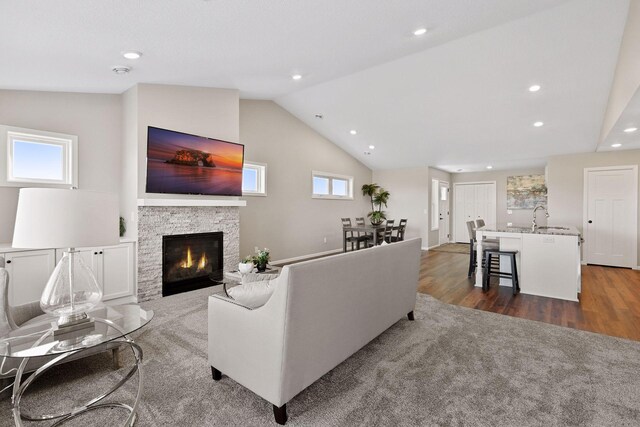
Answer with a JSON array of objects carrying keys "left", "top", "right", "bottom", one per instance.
[
  {"left": 633, "top": 265, "right": 640, "bottom": 271},
  {"left": 425, "top": 244, "right": 440, "bottom": 251},
  {"left": 271, "top": 248, "right": 342, "bottom": 266},
  {"left": 421, "top": 246, "right": 429, "bottom": 251}
]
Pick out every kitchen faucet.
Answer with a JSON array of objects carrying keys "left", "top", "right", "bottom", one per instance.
[{"left": 532, "top": 205, "right": 549, "bottom": 231}]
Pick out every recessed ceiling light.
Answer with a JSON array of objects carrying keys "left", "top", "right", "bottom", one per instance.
[
  {"left": 611, "top": 143, "right": 622, "bottom": 148},
  {"left": 533, "top": 121, "right": 544, "bottom": 127},
  {"left": 350, "top": 130, "right": 357, "bottom": 135},
  {"left": 624, "top": 127, "right": 637, "bottom": 133},
  {"left": 529, "top": 84, "right": 541, "bottom": 92},
  {"left": 291, "top": 74, "right": 302, "bottom": 80},
  {"left": 413, "top": 28, "right": 427, "bottom": 36},
  {"left": 368, "top": 145, "right": 375, "bottom": 150},
  {"left": 486, "top": 165, "right": 493, "bottom": 169},
  {"left": 122, "top": 51, "right": 142, "bottom": 60},
  {"left": 315, "top": 114, "right": 323, "bottom": 119},
  {"left": 111, "top": 65, "right": 131, "bottom": 74}
]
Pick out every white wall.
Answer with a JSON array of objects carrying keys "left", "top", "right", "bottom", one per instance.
[
  {"left": 451, "top": 167, "right": 547, "bottom": 233},
  {"left": 0, "top": 89, "right": 122, "bottom": 242},
  {"left": 547, "top": 149, "right": 640, "bottom": 264},
  {"left": 239, "top": 100, "right": 372, "bottom": 260},
  {"left": 372, "top": 167, "right": 429, "bottom": 249}
]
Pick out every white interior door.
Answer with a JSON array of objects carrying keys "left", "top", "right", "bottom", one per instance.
[
  {"left": 454, "top": 182, "right": 497, "bottom": 242},
  {"left": 585, "top": 167, "right": 637, "bottom": 268},
  {"left": 438, "top": 182, "right": 450, "bottom": 244}
]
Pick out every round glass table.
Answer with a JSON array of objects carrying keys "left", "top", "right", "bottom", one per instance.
[{"left": 0, "top": 304, "right": 153, "bottom": 426}]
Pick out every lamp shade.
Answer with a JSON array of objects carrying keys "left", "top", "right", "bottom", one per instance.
[{"left": 12, "top": 188, "right": 119, "bottom": 249}]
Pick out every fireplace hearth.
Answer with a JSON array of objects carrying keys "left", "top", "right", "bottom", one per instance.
[{"left": 162, "top": 232, "right": 223, "bottom": 297}]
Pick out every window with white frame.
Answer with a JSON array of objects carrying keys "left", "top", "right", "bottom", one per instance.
[
  {"left": 242, "top": 161, "right": 267, "bottom": 196},
  {"left": 312, "top": 171, "right": 353, "bottom": 199},
  {"left": 1, "top": 125, "right": 78, "bottom": 188}
]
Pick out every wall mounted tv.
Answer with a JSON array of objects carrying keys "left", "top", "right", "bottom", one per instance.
[{"left": 146, "top": 126, "right": 244, "bottom": 197}]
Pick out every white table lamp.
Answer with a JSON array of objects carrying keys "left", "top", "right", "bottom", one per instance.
[{"left": 12, "top": 188, "right": 119, "bottom": 334}]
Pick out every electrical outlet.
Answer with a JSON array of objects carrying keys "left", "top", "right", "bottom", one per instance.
[
  {"left": 507, "top": 210, "right": 513, "bottom": 215},
  {"left": 507, "top": 222, "right": 513, "bottom": 227},
  {"left": 323, "top": 237, "right": 327, "bottom": 244}
]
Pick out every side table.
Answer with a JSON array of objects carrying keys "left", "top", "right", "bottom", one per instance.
[{"left": 0, "top": 304, "right": 153, "bottom": 426}]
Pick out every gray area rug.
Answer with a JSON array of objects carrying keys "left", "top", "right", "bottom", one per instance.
[{"left": 1, "top": 287, "right": 639, "bottom": 426}]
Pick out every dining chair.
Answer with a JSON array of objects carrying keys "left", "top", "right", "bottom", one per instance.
[
  {"left": 382, "top": 219, "right": 395, "bottom": 243},
  {"left": 341, "top": 218, "right": 361, "bottom": 251},
  {"left": 390, "top": 219, "right": 408, "bottom": 242},
  {"left": 355, "top": 217, "right": 374, "bottom": 248}
]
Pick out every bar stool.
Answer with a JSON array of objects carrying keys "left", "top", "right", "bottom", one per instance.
[{"left": 482, "top": 248, "right": 520, "bottom": 295}]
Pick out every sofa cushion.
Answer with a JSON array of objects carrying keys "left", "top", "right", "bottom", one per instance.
[{"left": 228, "top": 277, "right": 279, "bottom": 309}]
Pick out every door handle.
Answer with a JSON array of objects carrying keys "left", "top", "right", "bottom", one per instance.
[
  {"left": 588, "top": 220, "right": 593, "bottom": 224},
  {"left": 6, "top": 260, "right": 11, "bottom": 264}
]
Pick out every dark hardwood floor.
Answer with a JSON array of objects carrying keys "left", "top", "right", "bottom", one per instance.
[{"left": 418, "top": 249, "right": 640, "bottom": 342}]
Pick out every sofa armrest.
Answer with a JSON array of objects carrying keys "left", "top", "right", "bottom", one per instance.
[{"left": 208, "top": 284, "right": 288, "bottom": 407}]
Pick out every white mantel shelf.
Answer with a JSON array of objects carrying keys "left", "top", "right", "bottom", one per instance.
[{"left": 137, "top": 198, "right": 246, "bottom": 207}]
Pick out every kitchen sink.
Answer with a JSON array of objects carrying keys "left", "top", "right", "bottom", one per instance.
[{"left": 537, "top": 226, "right": 570, "bottom": 230}]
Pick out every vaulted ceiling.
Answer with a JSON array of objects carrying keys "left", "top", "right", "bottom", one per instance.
[{"left": 0, "top": 0, "right": 631, "bottom": 172}]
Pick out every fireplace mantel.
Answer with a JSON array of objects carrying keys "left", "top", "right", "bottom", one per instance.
[{"left": 137, "top": 198, "right": 246, "bottom": 207}]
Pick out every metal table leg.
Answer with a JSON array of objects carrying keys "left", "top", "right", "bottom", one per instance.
[{"left": 11, "top": 319, "right": 144, "bottom": 426}]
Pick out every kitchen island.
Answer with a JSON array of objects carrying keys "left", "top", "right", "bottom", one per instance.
[{"left": 475, "top": 224, "right": 581, "bottom": 302}]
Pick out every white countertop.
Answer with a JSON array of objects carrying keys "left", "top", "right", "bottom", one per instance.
[{"left": 478, "top": 224, "right": 581, "bottom": 236}]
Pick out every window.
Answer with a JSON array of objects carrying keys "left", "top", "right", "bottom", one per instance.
[
  {"left": 242, "top": 161, "right": 267, "bottom": 196},
  {"left": 312, "top": 171, "right": 353, "bottom": 199},
  {"left": 431, "top": 179, "right": 439, "bottom": 230},
  {"left": 1, "top": 125, "right": 78, "bottom": 188}
]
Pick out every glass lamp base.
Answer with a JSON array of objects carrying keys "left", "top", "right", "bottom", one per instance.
[{"left": 40, "top": 250, "right": 103, "bottom": 328}]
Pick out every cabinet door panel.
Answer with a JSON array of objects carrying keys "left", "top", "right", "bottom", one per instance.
[
  {"left": 101, "top": 245, "right": 133, "bottom": 300},
  {"left": 4, "top": 250, "right": 56, "bottom": 306}
]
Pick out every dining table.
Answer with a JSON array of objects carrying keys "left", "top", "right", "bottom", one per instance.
[{"left": 342, "top": 224, "right": 387, "bottom": 252}]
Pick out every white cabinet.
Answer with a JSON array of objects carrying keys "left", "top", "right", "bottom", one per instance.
[
  {"left": 454, "top": 182, "right": 497, "bottom": 242},
  {"left": 1, "top": 249, "right": 56, "bottom": 306},
  {"left": 55, "top": 243, "right": 135, "bottom": 302}
]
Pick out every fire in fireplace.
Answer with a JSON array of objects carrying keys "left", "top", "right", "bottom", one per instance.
[{"left": 162, "top": 232, "right": 223, "bottom": 297}]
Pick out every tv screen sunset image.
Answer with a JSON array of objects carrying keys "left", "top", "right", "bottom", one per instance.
[{"left": 146, "top": 127, "right": 244, "bottom": 196}]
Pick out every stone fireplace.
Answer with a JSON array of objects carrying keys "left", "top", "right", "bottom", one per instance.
[{"left": 137, "top": 205, "right": 239, "bottom": 302}]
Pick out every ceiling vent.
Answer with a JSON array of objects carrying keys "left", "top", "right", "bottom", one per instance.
[{"left": 112, "top": 65, "right": 131, "bottom": 74}]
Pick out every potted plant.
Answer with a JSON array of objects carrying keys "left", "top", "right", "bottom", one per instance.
[
  {"left": 362, "top": 184, "right": 391, "bottom": 225},
  {"left": 238, "top": 255, "right": 254, "bottom": 274},
  {"left": 252, "top": 248, "right": 270, "bottom": 272}
]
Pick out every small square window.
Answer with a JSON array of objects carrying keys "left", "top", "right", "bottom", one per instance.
[
  {"left": 12, "top": 140, "right": 65, "bottom": 181},
  {"left": 313, "top": 176, "right": 330, "bottom": 195},
  {"left": 242, "top": 161, "right": 267, "bottom": 196},
  {"left": 312, "top": 171, "right": 353, "bottom": 200},
  {"left": 332, "top": 179, "right": 348, "bottom": 196},
  {"left": 1, "top": 126, "right": 77, "bottom": 188}
]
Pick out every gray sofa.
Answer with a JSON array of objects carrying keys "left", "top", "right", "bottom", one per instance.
[{"left": 208, "top": 237, "right": 422, "bottom": 424}]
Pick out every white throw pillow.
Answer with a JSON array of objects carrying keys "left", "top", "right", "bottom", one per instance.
[{"left": 228, "top": 277, "right": 279, "bottom": 309}]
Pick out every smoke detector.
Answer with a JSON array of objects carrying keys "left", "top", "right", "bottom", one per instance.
[{"left": 112, "top": 65, "right": 131, "bottom": 74}]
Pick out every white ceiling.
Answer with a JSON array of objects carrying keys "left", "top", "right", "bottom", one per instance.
[
  {"left": 0, "top": 0, "right": 630, "bottom": 172},
  {"left": 601, "top": 85, "right": 640, "bottom": 152},
  {"left": 277, "top": 0, "right": 629, "bottom": 172}
]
